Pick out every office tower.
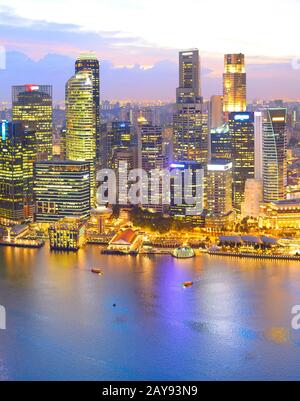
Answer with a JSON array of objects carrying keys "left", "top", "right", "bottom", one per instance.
[
  {"left": 169, "top": 161, "right": 204, "bottom": 220},
  {"left": 210, "top": 123, "right": 232, "bottom": 160},
  {"left": 75, "top": 52, "right": 100, "bottom": 164},
  {"left": 106, "top": 121, "right": 132, "bottom": 168},
  {"left": 223, "top": 54, "right": 246, "bottom": 115},
  {"left": 207, "top": 159, "right": 233, "bottom": 216},
  {"left": 65, "top": 70, "right": 96, "bottom": 205},
  {"left": 241, "top": 179, "right": 263, "bottom": 218},
  {"left": 262, "top": 108, "right": 287, "bottom": 202},
  {"left": 0, "top": 121, "right": 36, "bottom": 223},
  {"left": 209, "top": 95, "right": 224, "bottom": 130},
  {"left": 111, "top": 147, "right": 138, "bottom": 206},
  {"left": 229, "top": 112, "right": 255, "bottom": 210},
  {"left": 140, "top": 124, "right": 165, "bottom": 211},
  {"left": 34, "top": 160, "right": 91, "bottom": 223},
  {"left": 173, "top": 49, "right": 207, "bottom": 163},
  {"left": 12, "top": 84, "right": 53, "bottom": 161},
  {"left": 254, "top": 112, "right": 263, "bottom": 180}
]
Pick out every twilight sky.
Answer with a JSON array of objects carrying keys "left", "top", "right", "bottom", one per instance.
[{"left": 0, "top": 0, "right": 300, "bottom": 102}]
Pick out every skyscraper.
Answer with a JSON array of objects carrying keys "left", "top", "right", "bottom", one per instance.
[
  {"left": 207, "top": 159, "right": 233, "bottom": 216},
  {"left": 34, "top": 160, "right": 91, "bottom": 223},
  {"left": 209, "top": 95, "right": 224, "bottom": 130},
  {"left": 140, "top": 124, "right": 165, "bottom": 211},
  {"left": 254, "top": 112, "right": 263, "bottom": 180},
  {"left": 229, "top": 112, "right": 255, "bottom": 210},
  {"left": 65, "top": 70, "right": 96, "bottom": 205},
  {"left": 12, "top": 84, "right": 53, "bottom": 161},
  {"left": 106, "top": 121, "right": 132, "bottom": 168},
  {"left": 0, "top": 121, "right": 36, "bottom": 223},
  {"left": 223, "top": 54, "right": 246, "bottom": 115},
  {"left": 262, "top": 108, "right": 287, "bottom": 202},
  {"left": 210, "top": 123, "right": 232, "bottom": 160},
  {"left": 173, "top": 50, "right": 207, "bottom": 164},
  {"left": 75, "top": 52, "right": 100, "bottom": 164}
]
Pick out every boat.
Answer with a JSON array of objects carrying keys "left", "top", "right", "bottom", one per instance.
[
  {"left": 91, "top": 268, "right": 103, "bottom": 275},
  {"left": 172, "top": 245, "right": 195, "bottom": 259},
  {"left": 183, "top": 281, "right": 193, "bottom": 288}
]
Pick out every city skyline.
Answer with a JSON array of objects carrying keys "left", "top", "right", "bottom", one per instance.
[{"left": 1, "top": 2, "right": 300, "bottom": 102}]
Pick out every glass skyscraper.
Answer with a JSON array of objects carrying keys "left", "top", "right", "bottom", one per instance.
[
  {"left": 262, "top": 108, "right": 287, "bottom": 202},
  {"left": 65, "top": 70, "right": 96, "bottom": 206},
  {"left": 0, "top": 121, "right": 36, "bottom": 223},
  {"left": 75, "top": 52, "right": 101, "bottom": 164},
  {"left": 229, "top": 112, "right": 255, "bottom": 210},
  {"left": 223, "top": 54, "right": 246, "bottom": 115},
  {"left": 12, "top": 84, "right": 53, "bottom": 161}
]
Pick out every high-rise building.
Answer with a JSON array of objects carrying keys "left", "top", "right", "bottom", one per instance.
[
  {"left": 262, "top": 108, "right": 287, "bottom": 202},
  {"left": 229, "top": 112, "right": 255, "bottom": 210},
  {"left": 223, "top": 54, "right": 246, "bottom": 115},
  {"left": 207, "top": 159, "right": 233, "bottom": 216},
  {"left": 34, "top": 160, "right": 91, "bottom": 223},
  {"left": 140, "top": 124, "right": 165, "bottom": 211},
  {"left": 65, "top": 70, "right": 96, "bottom": 205},
  {"left": 173, "top": 50, "right": 207, "bottom": 164},
  {"left": 209, "top": 95, "right": 224, "bottom": 130},
  {"left": 75, "top": 52, "right": 100, "bottom": 164},
  {"left": 0, "top": 121, "right": 36, "bottom": 223},
  {"left": 12, "top": 84, "right": 53, "bottom": 161},
  {"left": 254, "top": 112, "right": 263, "bottom": 180},
  {"left": 169, "top": 161, "right": 204, "bottom": 221},
  {"left": 106, "top": 121, "right": 132, "bottom": 168},
  {"left": 210, "top": 123, "right": 232, "bottom": 160}
]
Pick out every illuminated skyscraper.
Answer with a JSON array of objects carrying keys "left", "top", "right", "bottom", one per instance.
[
  {"left": 65, "top": 70, "right": 96, "bottom": 205},
  {"left": 140, "top": 124, "right": 165, "bottom": 211},
  {"left": 106, "top": 121, "right": 132, "bottom": 168},
  {"left": 207, "top": 159, "right": 233, "bottom": 216},
  {"left": 12, "top": 85, "right": 53, "bottom": 160},
  {"left": 262, "top": 108, "right": 287, "bottom": 202},
  {"left": 210, "top": 123, "right": 232, "bottom": 160},
  {"left": 223, "top": 54, "right": 246, "bottom": 115},
  {"left": 254, "top": 112, "right": 263, "bottom": 180},
  {"left": 173, "top": 50, "right": 207, "bottom": 163},
  {"left": 229, "top": 112, "right": 255, "bottom": 210},
  {"left": 75, "top": 52, "right": 101, "bottom": 163},
  {"left": 34, "top": 160, "right": 91, "bottom": 223},
  {"left": 0, "top": 121, "right": 36, "bottom": 223}
]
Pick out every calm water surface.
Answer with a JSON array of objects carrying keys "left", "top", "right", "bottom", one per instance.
[{"left": 0, "top": 245, "right": 300, "bottom": 380}]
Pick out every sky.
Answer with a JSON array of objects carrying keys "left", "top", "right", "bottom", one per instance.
[{"left": 0, "top": 0, "right": 300, "bottom": 102}]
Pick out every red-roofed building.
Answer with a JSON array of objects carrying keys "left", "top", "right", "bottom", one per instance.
[{"left": 107, "top": 228, "right": 143, "bottom": 254}]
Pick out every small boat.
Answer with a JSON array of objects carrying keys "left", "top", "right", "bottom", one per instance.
[
  {"left": 183, "top": 281, "right": 193, "bottom": 288},
  {"left": 91, "top": 268, "right": 103, "bottom": 275}
]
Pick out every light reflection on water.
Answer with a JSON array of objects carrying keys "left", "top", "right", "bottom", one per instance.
[{"left": 0, "top": 245, "right": 300, "bottom": 380}]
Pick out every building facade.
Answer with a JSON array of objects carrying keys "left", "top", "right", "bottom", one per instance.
[
  {"left": 173, "top": 50, "right": 207, "bottom": 164},
  {"left": 75, "top": 52, "right": 101, "bottom": 164},
  {"left": 229, "top": 112, "right": 255, "bottom": 211},
  {"left": 0, "top": 121, "right": 36, "bottom": 223},
  {"left": 262, "top": 108, "right": 287, "bottom": 202},
  {"left": 34, "top": 160, "right": 91, "bottom": 223},
  {"left": 65, "top": 70, "right": 97, "bottom": 205},
  {"left": 12, "top": 84, "right": 52, "bottom": 161},
  {"left": 223, "top": 54, "right": 246, "bottom": 115}
]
